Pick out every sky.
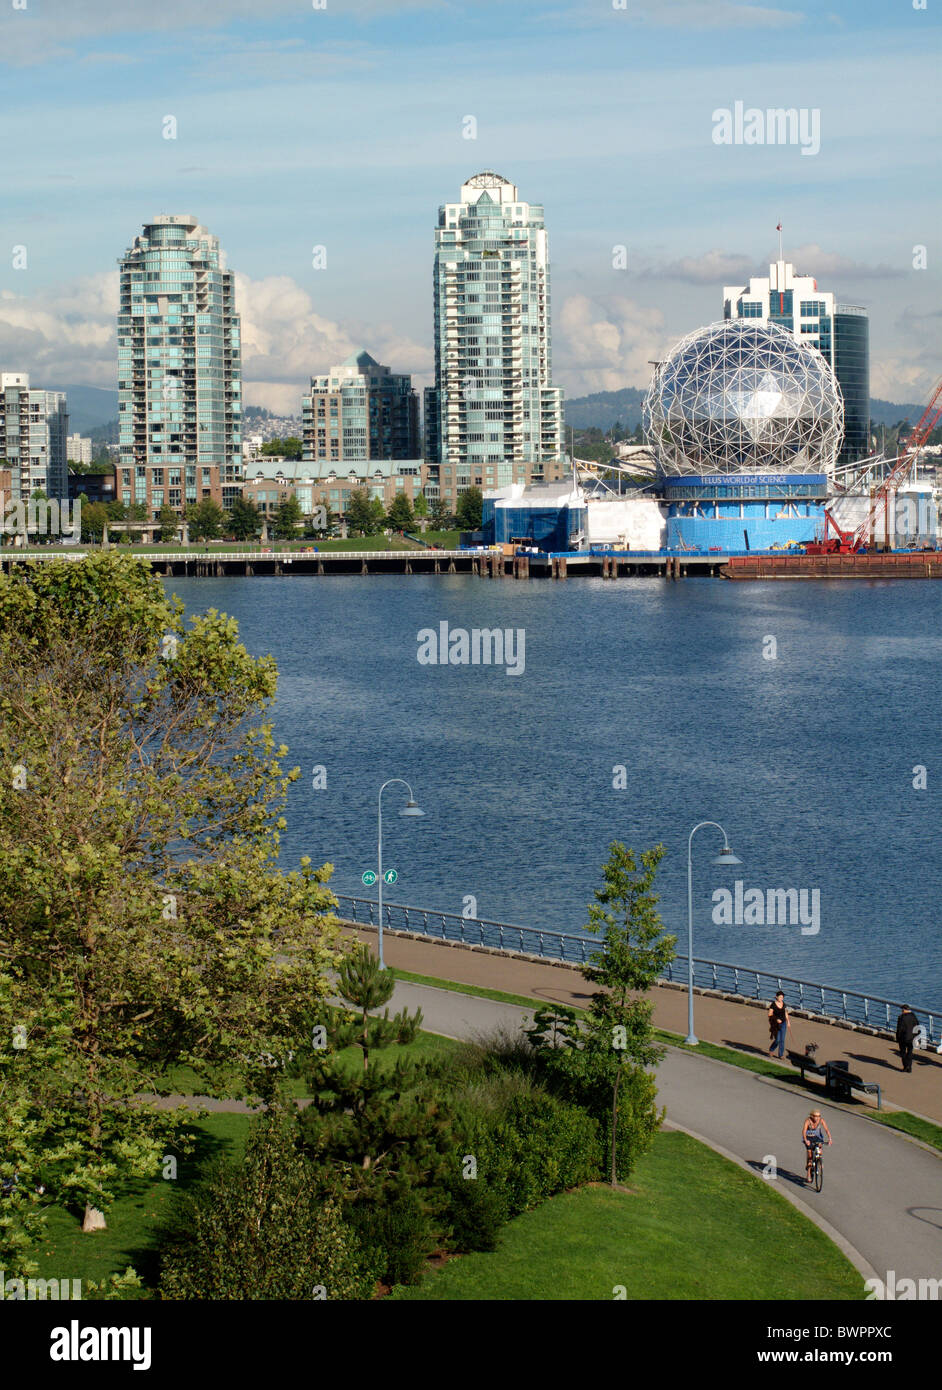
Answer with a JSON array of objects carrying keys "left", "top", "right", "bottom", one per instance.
[{"left": 0, "top": 0, "right": 939, "bottom": 414}]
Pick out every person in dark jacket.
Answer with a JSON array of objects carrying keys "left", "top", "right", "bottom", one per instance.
[
  {"left": 768, "top": 991, "right": 791, "bottom": 1058},
  {"left": 895, "top": 1005, "right": 919, "bottom": 1073}
]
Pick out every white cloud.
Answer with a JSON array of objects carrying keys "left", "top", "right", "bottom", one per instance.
[
  {"left": 0, "top": 0, "right": 443, "bottom": 66},
  {"left": 556, "top": 293, "right": 669, "bottom": 395},
  {"left": 0, "top": 274, "right": 118, "bottom": 386},
  {"left": 0, "top": 270, "right": 430, "bottom": 413}
]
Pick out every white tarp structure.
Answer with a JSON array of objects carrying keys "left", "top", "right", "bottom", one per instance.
[{"left": 585, "top": 496, "right": 666, "bottom": 550}]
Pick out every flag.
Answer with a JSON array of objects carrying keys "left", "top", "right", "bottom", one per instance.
[{"left": 776, "top": 222, "right": 782, "bottom": 231}]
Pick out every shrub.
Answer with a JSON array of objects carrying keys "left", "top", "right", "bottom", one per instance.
[
  {"left": 158, "top": 1109, "right": 378, "bottom": 1300},
  {"left": 448, "top": 1075, "right": 601, "bottom": 1231},
  {"left": 346, "top": 1188, "right": 433, "bottom": 1288},
  {"left": 442, "top": 1173, "right": 507, "bottom": 1253}
]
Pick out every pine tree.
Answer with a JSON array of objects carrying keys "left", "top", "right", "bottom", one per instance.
[{"left": 297, "top": 944, "right": 452, "bottom": 1198}]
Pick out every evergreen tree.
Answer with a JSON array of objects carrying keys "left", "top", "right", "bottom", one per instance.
[
  {"left": 229, "top": 496, "right": 261, "bottom": 541},
  {"left": 386, "top": 491, "right": 415, "bottom": 531},
  {"left": 455, "top": 486, "right": 483, "bottom": 532},
  {"left": 273, "top": 496, "right": 304, "bottom": 540},
  {"left": 297, "top": 944, "right": 452, "bottom": 1200},
  {"left": 345, "top": 489, "right": 375, "bottom": 536},
  {"left": 157, "top": 505, "right": 178, "bottom": 544}
]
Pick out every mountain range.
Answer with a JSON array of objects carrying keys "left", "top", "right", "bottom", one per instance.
[{"left": 54, "top": 384, "right": 930, "bottom": 440}]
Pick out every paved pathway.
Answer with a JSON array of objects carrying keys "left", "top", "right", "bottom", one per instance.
[
  {"left": 387, "top": 976, "right": 942, "bottom": 1285},
  {"left": 349, "top": 925, "right": 942, "bottom": 1124}
]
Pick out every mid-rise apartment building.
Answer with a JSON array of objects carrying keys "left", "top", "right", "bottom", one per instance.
[
  {"left": 301, "top": 351, "right": 419, "bottom": 464},
  {"left": 0, "top": 372, "right": 69, "bottom": 502}
]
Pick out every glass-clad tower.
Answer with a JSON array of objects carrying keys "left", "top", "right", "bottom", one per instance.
[
  {"left": 425, "top": 173, "right": 565, "bottom": 504},
  {"left": 118, "top": 216, "right": 242, "bottom": 519},
  {"left": 723, "top": 259, "right": 870, "bottom": 466}
]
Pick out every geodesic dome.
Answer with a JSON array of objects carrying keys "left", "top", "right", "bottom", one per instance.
[{"left": 643, "top": 320, "right": 844, "bottom": 476}]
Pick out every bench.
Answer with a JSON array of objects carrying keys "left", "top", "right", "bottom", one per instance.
[
  {"left": 788, "top": 1050, "right": 827, "bottom": 1083},
  {"left": 825, "top": 1060, "right": 881, "bottom": 1110},
  {"left": 787, "top": 1052, "right": 882, "bottom": 1109}
]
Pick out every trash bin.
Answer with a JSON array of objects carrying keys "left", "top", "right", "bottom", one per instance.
[{"left": 827, "top": 1060, "right": 851, "bottom": 1101}]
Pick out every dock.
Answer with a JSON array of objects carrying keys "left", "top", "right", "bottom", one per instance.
[{"left": 1, "top": 547, "right": 939, "bottom": 580}]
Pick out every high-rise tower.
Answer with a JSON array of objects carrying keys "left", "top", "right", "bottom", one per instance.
[
  {"left": 118, "top": 215, "right": 242, "bottom": 519},
  {"left": 723, "top": 258, "right": 870, "bottom": 465},
  {"left": 425, "top": 173, "right": 565, "bottom": 505}
]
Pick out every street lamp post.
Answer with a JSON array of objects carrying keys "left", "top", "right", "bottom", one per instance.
[
  {"left": 376, "top": 779, "right": 424, "bottom": 969},
  {"left": 686, "top": 821, "right": 741, "bottom": 1045}
]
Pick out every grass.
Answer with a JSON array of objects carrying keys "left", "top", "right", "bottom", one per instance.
[
  {"left": 391, "top": 967, "right": 544, "bottom": 1012},
  {"left": 30, "top": 1028, "right": 461, "bottom": 1293},
  {"left": 869, "top": 1110, "right": 942, "bottom": 1152},
  {"left": 390, "top": 967, "right": 942, "bottom": 1150},
  {"left": 391, "top": 1130, "right": 864, "bottom": 1301},
  {"left": 30, "top": 1111, "right": 253, "bottom": 1291}
]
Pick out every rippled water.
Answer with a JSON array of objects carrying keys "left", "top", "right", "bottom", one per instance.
[{"left": 166, "top": 573, "right": 942, "bottom": 1008}]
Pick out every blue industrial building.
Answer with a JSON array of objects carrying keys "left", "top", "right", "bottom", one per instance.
[
  {"left": 481, "top": 482, "right": 586, "bottom": 551},
  {"left": 660, "top": 473, "right": 827, "bottom": 551}
]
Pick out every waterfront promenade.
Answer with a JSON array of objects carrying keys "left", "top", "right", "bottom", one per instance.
[
  {"left": 342, "top": 923, "right": 942, "bottom": 1126},
  {"left": 377, "top": 966, "right": 942, "bottom": 1285}
]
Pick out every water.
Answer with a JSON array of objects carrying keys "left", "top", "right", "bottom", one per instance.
[{"left": 166, "top": 574, "right": 942, "bottom": 1008}]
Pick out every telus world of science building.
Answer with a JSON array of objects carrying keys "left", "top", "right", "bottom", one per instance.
[{"left": 644, "top": 319, "right": 845, "bottom": 552}]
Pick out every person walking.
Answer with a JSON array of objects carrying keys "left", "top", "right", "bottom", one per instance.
[
  {"left": 768, "top": 990, "right": 791, "bottom": 1059},
  {"left": 895, "top": 1005, "right": 920, "bottom": 1073}
]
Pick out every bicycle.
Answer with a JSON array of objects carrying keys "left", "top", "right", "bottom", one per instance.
[{"left": 808, "top": 1140, "right": 824, "bottom": 1192}]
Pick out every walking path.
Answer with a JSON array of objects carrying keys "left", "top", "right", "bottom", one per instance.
[
  {"left": 349, "top": 925, "right": 942, "bottom": 1124},
  {"left": 387, "top": 975, "right": 942, "bottom": 1286}
]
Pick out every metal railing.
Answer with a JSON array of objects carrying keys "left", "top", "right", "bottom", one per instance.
[
  {"left": 334, "top": 892, "right": 941, "bottom": 1045},
  {"left": 0, "top": 549, "right": 469, "bottom": 563}
]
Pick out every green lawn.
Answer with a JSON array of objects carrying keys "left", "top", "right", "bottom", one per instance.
[
  {"left": 31, "top": 1029, "right": 460, "bottom": 1293},
  {"left": 31, "top": 1111, "right": 252, "bottom": 1292},
  {"left": 392, "top": 1131, "right": 864, "bottom": 1301}
]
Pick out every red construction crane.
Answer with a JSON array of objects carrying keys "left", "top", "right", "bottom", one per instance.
[{"left": 851, "top": 377, "right": 942, "bottom": 550}]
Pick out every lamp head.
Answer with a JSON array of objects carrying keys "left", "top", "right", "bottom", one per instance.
[
  {"left": 400, "top": 800, "right": 424, "bottom": 818},
  {"left": 712, "top": 845, "right": 741, "bottom": 866}
]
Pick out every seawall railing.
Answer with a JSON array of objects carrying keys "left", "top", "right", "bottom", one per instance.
[{"left": 334, "top": 892, "right": 941, "bottom": 1046}]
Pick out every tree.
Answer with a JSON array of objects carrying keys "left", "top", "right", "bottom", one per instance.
[
  {"left": 429, "top": 497, "right": 452, "bottom": 527},
  {"left": 229, "top": 496, "right": 262, "bottom": 542},
  {"left": 455, "top": 486, "right": 483, "bottom": 532},
  {"left": 345, "top": 488, "right": 376, "bottom": 537},
  {"left": 297, "top": 944, "right": 451, "bottom": 1202},
  {"left": 79, "top": 499, "right": 110, "bottom": 544},
  {"left": 273, "top": 495, "right": 304, "bottom": 540},
  {"left": 260, "top": 437, "right": 302, "bottom": 461},
  {"left": 0, "top": 553, "right": 343, "bottom": 1235},
  {"left": 158, "top": 1107, "right": 378, "bottom": 1300},
  {"left": 186, "top": 497, "right": 225, "bottom": 541},
  {"left": 386, "top": 491, "right": 414, "bottom": 531},
  {"left": 369, "top": 497, "right": 387, "bottom": 532},
  {"left": 528, "top": 843, "right": 674, "bottom": 1185},
  {"left": 157, "top": 505, "right": 179, "bottom": 544},
  {"left": 413, "top": 492, "right": 429, "bottom": 519}
]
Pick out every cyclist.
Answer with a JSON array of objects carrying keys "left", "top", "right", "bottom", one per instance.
[{"left": 802, "top": 1109, "right": 832, "bottom": 1184}]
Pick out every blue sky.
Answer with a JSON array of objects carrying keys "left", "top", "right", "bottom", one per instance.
[{"left": 0, "top": 0, "right": 939, "bottom": 410}]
